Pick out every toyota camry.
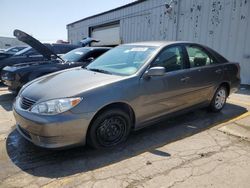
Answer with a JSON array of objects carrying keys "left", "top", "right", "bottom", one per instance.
[{"left": 13, "top": 41, "right": 240, "bottom": 149}]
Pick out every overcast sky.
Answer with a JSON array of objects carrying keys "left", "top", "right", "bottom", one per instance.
[{"left": 0, "top": 0, "right": 136, "bottom": 42}]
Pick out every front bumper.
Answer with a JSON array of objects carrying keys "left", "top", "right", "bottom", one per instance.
[{"left": 13, "top": 107, "right": 92, "bottom": 149}]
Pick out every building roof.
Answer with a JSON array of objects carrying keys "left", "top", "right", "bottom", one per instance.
[{"left": 67, "top": 0, "right": 147, "bottom": 27}]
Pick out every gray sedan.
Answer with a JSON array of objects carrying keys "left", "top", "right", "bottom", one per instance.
[{"left": 13, "top": 41, "right": 240, "bottom": 149}]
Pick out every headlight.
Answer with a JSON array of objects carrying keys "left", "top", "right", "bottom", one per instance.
[
  {"left": 30, "top": 97, "right": 82, "bottom": 115},
  {"left": 1, "top": 72, "right": 14, "bottom": 81}
]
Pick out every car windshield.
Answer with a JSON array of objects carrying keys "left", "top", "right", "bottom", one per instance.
[
  {"left": 14, "top": 47, "right": 31, "bottom": 56},
  {"left": 14, "top": 47, "right": 40, "bottom": 56},
  {"left": 62, "top": 48, "right": 90, "bottom": 62},
  {"left": 86, "top": 45, "right": 157, "bottom": 76},
  {"left": 5, "top": 46, "right": 26, "bottom": 54}
]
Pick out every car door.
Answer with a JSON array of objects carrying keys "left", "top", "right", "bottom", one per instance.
[
  {"left": 184, "top": 44, "right": 224, "bottom": 103},
  {"left": 138, "top": 45, "right": 192, "bottom": 123}
]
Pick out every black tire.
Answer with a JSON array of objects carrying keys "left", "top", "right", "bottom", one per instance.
[
  {"left": 87, "top": 109, "right": 132, "bottom": 149},
  {"left": 209, "top": 86, "right": 228, "bottom": 112}
]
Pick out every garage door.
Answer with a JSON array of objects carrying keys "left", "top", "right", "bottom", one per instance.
[{"left": 91, "top": 24, "right": 120, "bottom": 46}]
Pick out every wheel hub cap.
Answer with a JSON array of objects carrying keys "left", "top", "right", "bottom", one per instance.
[{"left": 215, "top": 89, "right": 226, "bottom": 109}]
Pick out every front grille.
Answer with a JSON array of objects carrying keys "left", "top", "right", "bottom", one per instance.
[{"left": 20, "top": 97, "right": 36, "bottom": 110}]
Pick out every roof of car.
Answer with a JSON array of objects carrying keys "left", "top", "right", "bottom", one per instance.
[
  {"left": 9, "top": 45, "right": 28, "bottom": 48},
  {"left": 77, "top": 47, "right": 112, "bottom": 50},
  {"left": 123, "top": 41, "right": 193, "bottom": 47},
  {"left": 46, "top": 43, "right": 80, "bottom": 47}
]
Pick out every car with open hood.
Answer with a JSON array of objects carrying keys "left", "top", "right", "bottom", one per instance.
[
  {"left": 1, "top": 47, "right": 111, "bottom": 93},
  {"left": 0, "top": 30, "right": 97, "bottom": 71},
  {"left": 13, "top": 41, "right": 240, "bottom": 149}
]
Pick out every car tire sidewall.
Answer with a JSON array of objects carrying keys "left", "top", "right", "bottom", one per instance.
[
  {"left": 87, "top": 109, "right": 132, "bottom": 149},
  {"left": 209, "top": 86, "right": 227, "bottom": 112}
]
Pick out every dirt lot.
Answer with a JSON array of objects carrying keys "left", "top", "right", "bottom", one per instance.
[{"left": 1, "top": 84, "right": 250, "bottom": 188}]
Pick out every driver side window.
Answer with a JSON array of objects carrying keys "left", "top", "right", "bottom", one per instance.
[{"left": 151, "top": 46, "right": 184, "bottom": 72}]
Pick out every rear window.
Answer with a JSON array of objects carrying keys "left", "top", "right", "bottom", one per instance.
[
  {"left": 14, "top": 47, "right": 40, "bottom": 56},
  {"left": 206, "top": 47, "right": 228, "bottom": 63}
]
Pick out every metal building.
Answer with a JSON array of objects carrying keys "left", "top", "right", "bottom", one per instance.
[
  {"left": 67, "top": 0, "right": 250, "bottom": 85},
  {"left": 0, "top": 36, "right": 25, "bottom": 49}
]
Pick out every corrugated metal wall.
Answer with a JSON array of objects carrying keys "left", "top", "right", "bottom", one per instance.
[
  {"left": 0, "top": 37, "right": 25, "bottom": 49},
  {"left": 67, "top": 0, "right": 250, "bottom": 84},
  {"left": 177, "top": 0, "right": 250, "bottom": 84}
]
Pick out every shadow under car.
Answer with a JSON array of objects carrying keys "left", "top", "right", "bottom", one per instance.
[{"left": 6, "top": 103, "right": 247, "bottom": 178}]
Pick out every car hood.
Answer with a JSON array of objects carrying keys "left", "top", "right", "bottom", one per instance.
[
  {"left": 0, "top": 52, "right": 13, "bottom": 55},
  {"left": 3, "top": 60, "right": 58, "bottom": 73},
  {"left": 14, "top": 29, "right": 60, "bottom": 60},
  {"left": 0, "top": 54, "right": 45, "bottom": 70},
  {"left": 13, "top": 60, "right": 58, "bottom": 68},
  {"left": 21, "top": 68, "right": 123, "bottom": 102}
]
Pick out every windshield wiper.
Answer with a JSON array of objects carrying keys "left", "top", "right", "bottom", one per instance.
[{"left": 87, "top": 68, "right": 112, "bottom": 75}]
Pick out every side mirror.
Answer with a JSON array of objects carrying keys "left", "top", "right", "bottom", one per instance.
[{"left": 144, "top": 67, "right": 166, "bottom": 78}]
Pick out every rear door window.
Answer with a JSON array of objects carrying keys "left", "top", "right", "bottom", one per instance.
[{"left": 186, "top": 46, "right": 216, "bottom": 68}]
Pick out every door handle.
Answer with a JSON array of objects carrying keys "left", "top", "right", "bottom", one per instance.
[
  {"left": 180, "top": 77, "right": 190, "bottom": 82},
  {"left": 215, "top": 69, "right": 222, "bottom": 74}
]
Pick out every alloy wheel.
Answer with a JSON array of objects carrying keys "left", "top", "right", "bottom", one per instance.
[{"left": 214, "top": 88, "right": 226, "bottom": 110}]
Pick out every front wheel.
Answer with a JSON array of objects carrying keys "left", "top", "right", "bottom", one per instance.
[
  {"left": 209, "top": 86, "right": 228, "bottom": 112},
  {"left": 87, "top": 109, "right": 132, "bottom": 149}
]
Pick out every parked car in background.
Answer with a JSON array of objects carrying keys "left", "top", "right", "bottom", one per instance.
[
  {"left": 13, "top": 41, "right": 240, "bottom": 149},
  {"left": 2, "top": 47, "right": 111, "bottom": 93},
  {"left": 2, "top": 46, "right": 27, "bottom": 54},
  {"left": 0, "top": 29, "right": 90, "bottom": 71},
  {"left": 0, "top": 46, "right": 27, "bottom": 61},
  {"left": 3, "top": 46, "right": 27, "bottom": 54}
]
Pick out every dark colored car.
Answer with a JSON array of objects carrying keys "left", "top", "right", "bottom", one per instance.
[
  {"left": 0, "top": 46, "right": 27, "bottom": 61},
  {"left": 1, "top": 47, "right": 111, "bottom": 93},
  {"left": 4, "top": 46, "right": 27, "bottom": 54},
  {"left": 13, "top": 41, "right": 240, "bottom": 149},
  {"left": 0, "top": 30, "right": 83, "bottom": 71}
]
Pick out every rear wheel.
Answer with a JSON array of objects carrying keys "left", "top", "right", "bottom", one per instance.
[
  {"left": 87, "top": 109, "right": 132, "bottom": 149},
  {"left": 209, "top": 86, "right": 228, "bottom": 112}
]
